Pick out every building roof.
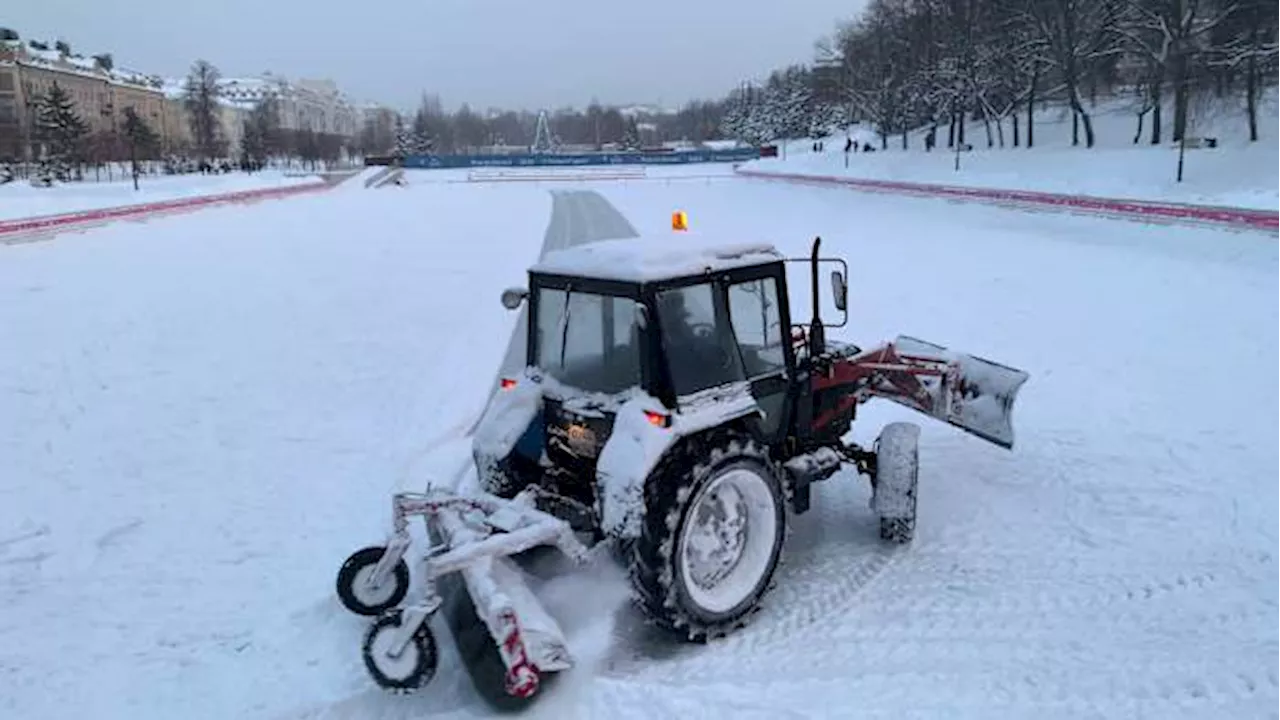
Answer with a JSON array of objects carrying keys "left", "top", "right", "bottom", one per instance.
[
  {"left": 530, "top": 234, "right": 783, "bottom": 283},
  {"left": 1, "top": 41, "right": 162, "bottom": 91}
]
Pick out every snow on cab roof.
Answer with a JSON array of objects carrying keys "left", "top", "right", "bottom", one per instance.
[{"left": 531, "top": 234, "right": 783, "bottom": 283}]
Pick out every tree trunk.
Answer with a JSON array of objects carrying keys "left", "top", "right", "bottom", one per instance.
[
  {"left": 1072, "top": 111, "right": 1079, "bottom": 146},
  {"left": 982, "top": 111, "right": 994, "bottom": 147},
  {"left": 1150, "top": 81, "right": 1163, "bottom": 144},
  {"left": 1026, "top": 67, "right": 1037, "bottom": 148},
  {"left": 995, "top": 116, "right": 1006, "bottom": 147},
  {"left": 1246, "top": 49, "right": 1258, "bottom": 141},
  {"left": 1068, "top": 86, "right": 1094, "bottom": 148},
  {"left": 1012, "top": 112, "right": 1020, "bottom": 147},
  {"left": 1133, "top": 109, "right": 1145, "bottom": 144},
  {"left": 902, "top": 129, "right": 908, "bottom": 150},
  {"left": 948, "top": 110, "right": 956, "bottom": 147},
  {"left": 1171, "top": 54, "right": 1189, "bottom": 142},
  {"left": 958, "top": 108, "right": 966, "bottom": 146}
]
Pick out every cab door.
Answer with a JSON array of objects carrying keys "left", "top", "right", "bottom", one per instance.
[{"left": 724, "top": 272, "right": 793, "bottom": 441}]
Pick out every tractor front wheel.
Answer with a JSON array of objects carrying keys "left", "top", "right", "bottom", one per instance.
[
  {"left": 873, "top": 422, "right": 920, "bottom": 544},
  {"left": 629, "top": 432, "right": 786, "bottom": 642}
]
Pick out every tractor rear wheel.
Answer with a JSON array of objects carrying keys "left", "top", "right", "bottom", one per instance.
[{"left": 628, "top": 432, "right": 786, "bottom": 642}]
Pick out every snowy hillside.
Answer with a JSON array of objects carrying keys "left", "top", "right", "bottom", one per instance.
[
  {"left": 746, "top": 90, "right": 1279, "bottom": 210},
  {"left": 1, "top": 169, "right": 1275, "bottom": 719}
]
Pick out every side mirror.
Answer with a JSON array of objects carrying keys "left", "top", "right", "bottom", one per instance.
[
  {"left": 830, "top": 270, "right": 847, "bottom": 312},
  {"left": 500, "top": 287, "right": 528, "bottom": 310}
]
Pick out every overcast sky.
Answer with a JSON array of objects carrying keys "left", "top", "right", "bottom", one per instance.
[{"left": 10, "top": 0, "right": 866, "bottom": 111}]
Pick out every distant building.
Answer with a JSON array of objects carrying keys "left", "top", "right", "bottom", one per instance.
[
  {"left": 210, "top": 73, "right": 360, "bottom": 159},
  {"left": 215, "top": 73, "right": 358, "bottom": 138}
]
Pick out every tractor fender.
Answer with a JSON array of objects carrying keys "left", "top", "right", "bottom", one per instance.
[
  {"left": 597, "top": 383, "right": 763, "bottom": 540},
  {"left": 472, "top": 370, "right": 543, "bottom": 493}
]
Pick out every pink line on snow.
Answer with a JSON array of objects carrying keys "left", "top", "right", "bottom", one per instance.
[
  {"left": 735, "top": 168, "right": 1278, "bottom": 233},
  {"left": 0, "top": 181, "right": 331, "bottom": 240}
]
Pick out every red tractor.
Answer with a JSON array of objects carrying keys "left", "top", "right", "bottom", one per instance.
[
  {"left": 336, "top": 233, "right": 1028, "bottom": 707},
  {"left": 477, "top": 234, "right": 1028, "bottom": 631}
]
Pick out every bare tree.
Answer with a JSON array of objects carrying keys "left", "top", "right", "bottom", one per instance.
[
  {"left": 1209, "top": 0, "right": 1277, "bottom": 140},
  {"left": 184, "top": 60, "right": 223, "bottom": 162},
  {"left": 1114, "top": 0, "right": 1241, "bottom": 144}
]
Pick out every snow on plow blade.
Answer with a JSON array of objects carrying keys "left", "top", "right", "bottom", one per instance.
[{"left": 890, "top": 335, "right": 1029, "bottom": 449}]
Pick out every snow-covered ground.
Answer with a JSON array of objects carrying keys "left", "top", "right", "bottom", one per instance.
[
  {"left": 1, "top": 171, "right": 1275, "bottom": 719},
  {"left": 746, "top": 91, "right": 1279, "bottom": 210},
  {"left": 0, "top": 171, "right": 322, "bottom": 221}
]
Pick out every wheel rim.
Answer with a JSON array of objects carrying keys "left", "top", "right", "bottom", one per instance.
[
  {"left": 351, "top": 564, "right": 398, "bottom": 608},
  {"left": 368, "top": 621, "right": 420, "bottom": 681},
  {"left": 678, "top": 466, "right": 779, "bottom": 614}
]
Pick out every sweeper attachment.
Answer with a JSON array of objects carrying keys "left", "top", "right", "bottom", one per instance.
[{"left": 335, "top": 487, "right": 587, "bottom": 707}]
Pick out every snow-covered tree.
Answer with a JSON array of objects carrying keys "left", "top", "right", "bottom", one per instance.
[
  {"left": 393, "top": 115, "right": 414, "bottom": 160},
  {"left": 621, "top": 116, "right": 642, "bottom": 149}
]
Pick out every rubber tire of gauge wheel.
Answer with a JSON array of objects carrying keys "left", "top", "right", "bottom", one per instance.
[
  {"left": 361, "top": 609, "right": 439, "bottom": 692},
  {"left": 336, "top": 546, "right": 410, "bottom": 616}
]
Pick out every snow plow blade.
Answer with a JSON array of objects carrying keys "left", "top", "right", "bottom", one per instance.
[{"left": 888, "top": 335, "right": 1028, "bottom": 449}]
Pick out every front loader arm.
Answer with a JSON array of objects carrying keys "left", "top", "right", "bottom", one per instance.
[{"left": 813, "top": 336, "right": 1029, "bottom": 450}]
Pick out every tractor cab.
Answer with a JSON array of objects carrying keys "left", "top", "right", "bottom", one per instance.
[{"left": 478, "top": 233, "right": 855, "bottom": 532}]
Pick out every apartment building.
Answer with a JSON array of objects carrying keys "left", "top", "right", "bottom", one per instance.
[
  {"left": 1, "top": 33, "right": 368, "bottom": 163},
  {"left": 0, "top": 40, "right": 178, "bottom": 161}
]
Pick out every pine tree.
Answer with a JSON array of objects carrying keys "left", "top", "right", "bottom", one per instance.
[
  {"left": 253, "top": 99, "right": 278, "bottom": 158},
  {"left": 410, "top": 107, "right": 436, "bottom": 155},
  {"left": 122, "top": 107, "right": 157, "bottom": 189},
  {"left": 393, "top": 115, "right": 415, "bottom": 160},
  {"left": 240, "top": 98, "right": 278, "bottom": 166},
  {"left": 240, "top": 120, "right": 263, "bottom": 168},
  {"left": 621, "top": 116, "right": 642, "bottom": 150},
  {"left": 35, "top": 82, "right": 88, "bottom": 182}
]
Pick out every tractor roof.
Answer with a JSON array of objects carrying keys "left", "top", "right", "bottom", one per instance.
[{"left": 530, "top": 234, "right": 784, "bottom": 284}]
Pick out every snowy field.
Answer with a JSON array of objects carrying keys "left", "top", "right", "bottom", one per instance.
[
  {"left": 1, "top": 170, "right": 1276, "bottom": 719},
  {"left": 744, "top": 92, "right": 1279, "bottom": 211},
  {"left": 0, "top": 170, "right": 322, "bottom": 221}
]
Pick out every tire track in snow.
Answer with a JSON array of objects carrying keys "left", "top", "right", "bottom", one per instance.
[
  {"left": 598, "top": 663, "right": 1278, "bottom": 720},
  {"left": 599, "top": 476, "right": 907, "bottom": 680},
  {"left": 599, "top": 465, "right": 1273, "bottom": 719}
]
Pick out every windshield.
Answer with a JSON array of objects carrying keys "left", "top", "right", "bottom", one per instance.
[{"left": 534, "top": 287, "right": 643, "bottom": 395}]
